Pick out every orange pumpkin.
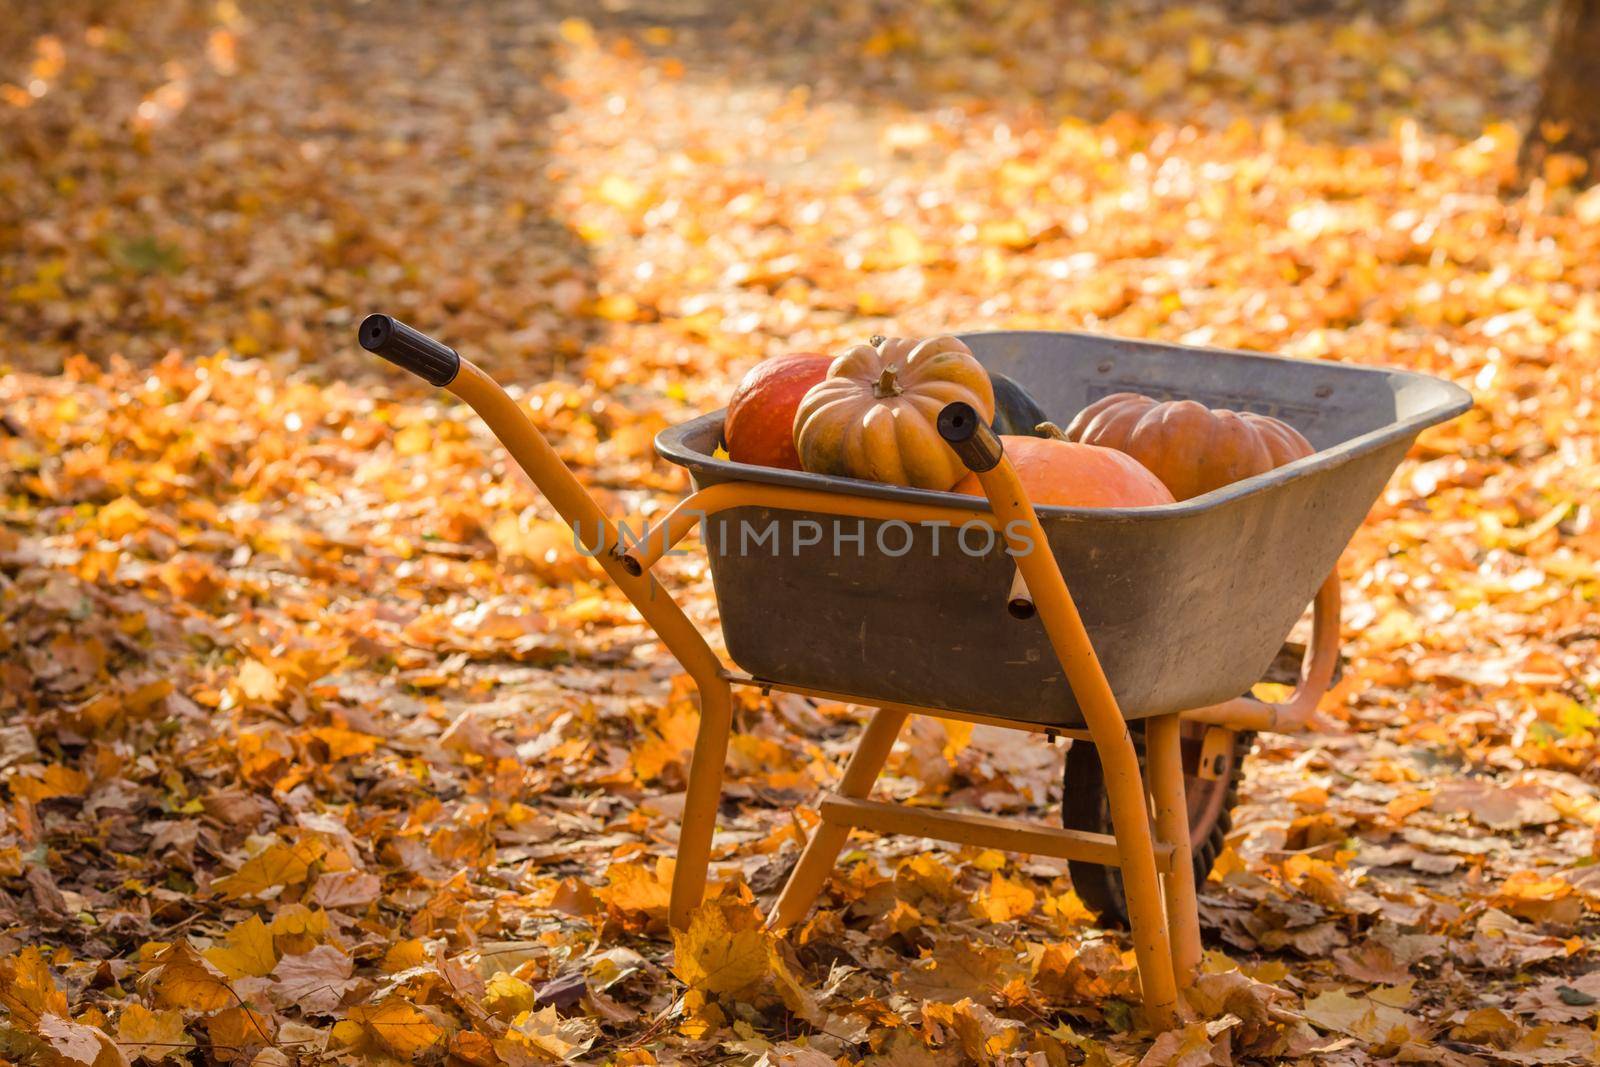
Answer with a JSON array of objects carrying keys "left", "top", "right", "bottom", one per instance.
[
  {"left": 1063, "top": 393, "right": 1313, "bottom": 501},
  {"left": 953, "top": 434, "right": 1174, "bottom": 508},
  {"left": 794, "top": 335, "right": 996, "bottom": 491},
  {"left": 723, "top": 354, "right": 831, "bottom": 470}
]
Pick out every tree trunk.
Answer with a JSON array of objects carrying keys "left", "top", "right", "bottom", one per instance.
[{"left": 1523, "top": 0, "right": 1600, "bottom": 184}]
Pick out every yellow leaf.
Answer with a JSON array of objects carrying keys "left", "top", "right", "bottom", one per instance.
[
  {"left": 972, "top": 872, "right": 1036, "bottom": 923},
  {"left": 141, "top": 942, "right": 235, "bottom": 1013},
  {"left": 310, "top": 726, "right": 380, "bottom": 761},
  {"left": 558, "top": 17, "right": 595, "bottom": 48},
  {"left": 117, "top": 1004, "right": 193, "bottom": 1062},
  {"left": 234, "top": 660, "right": 282, "bottom": 705},
  {"left": 482, "top": 973, "right": 537, "bottom": 1020},
  {"left": 348, "top": 1000, "right": 443, "bottom": 1057},
  {"left": 204, "top": 1006, "right": 274, "bottom": 1056},
  {"left": 381, "top": 939, "right": 428, "bottom": 974},
  {"left": 211, "top": 839, "right": 324, "bottom": 901},
  {"left": 500, "top": 1006, "right": 597, "bottom": 1061},
  {"left": 0, "top": 946, "right": 70, "bottom": 1027},
  {"left": 1043, "top": 890, "right": 1095, "bottom": 926},
  {"left": 601, "top": 858, "right": 674, "bottom": 919},
  {"left": 671, "top": 898, "right": 771, "bottom": 998},
  {"left": 266, "top": 904, "right": 329, "bottom": 955},
  {"left": 10, "top": 764, "right": 90, "bottom": 802},
  {"left": 596, "top": 175, "right": 644, "bottom": 212},
  {"left": 97, "top": 496, "right": 150, "bottom": 539},
  {"left": 593, "top": 294, "right": 641, "bottom": 322},
  {"left": 392, "top": 422, "right": 433, "bottom": 456},
  {"left": 203, "top": 916, "right": 277, "bottom": 979}
]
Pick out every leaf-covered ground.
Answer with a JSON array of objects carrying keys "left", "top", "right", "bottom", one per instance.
[{"left": 3, "top": 1, "right": 1599, "bottom": 1064}]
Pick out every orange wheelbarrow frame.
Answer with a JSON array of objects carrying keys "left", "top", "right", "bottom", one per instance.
[{"left": 359, "top": 316, "right": 1340, "bottom": 1028}]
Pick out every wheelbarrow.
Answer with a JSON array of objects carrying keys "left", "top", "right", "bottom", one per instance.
[{"left": 358, "top": 316, "right": 1470, "bottom": 1027}]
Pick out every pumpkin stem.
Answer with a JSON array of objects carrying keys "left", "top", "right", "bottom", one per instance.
[
  {"left": 873, "top": 365, "right": 903, "bottom": 398},
  {"left": 869, "top": 334, "right": 886, "bottom": 348},
  {"left": 1036, "top": 421, "right": 1069, "bottom": 441}
]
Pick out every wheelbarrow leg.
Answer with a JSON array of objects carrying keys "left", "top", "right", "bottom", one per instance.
[
  {"left": 1091, "top": 722, "right": 1182, "bottom": 1026},
  {"left": 1146, "top": 713, "right": 1201, "bottom": 989},
  {"left": 669, "top": 676, "right": 735, "bottom": 930},
  {"left": 937, "top": 404, "right": 1181, "bottom": 1029},
  {"left": 769, "top": 707, "right": 908, "bottom": 928}
]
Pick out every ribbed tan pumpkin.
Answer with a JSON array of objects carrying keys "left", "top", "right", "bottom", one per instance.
[
  {"left": 1063, "top": 392, "right": 1313, "bottom": 501},
  {"left": 793, "top": 335, "right": 996, "bottom": 491}
]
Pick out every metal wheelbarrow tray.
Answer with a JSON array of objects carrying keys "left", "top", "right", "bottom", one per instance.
[{"left": 657, "top": 330, "right": 1471, "bottom": 728}]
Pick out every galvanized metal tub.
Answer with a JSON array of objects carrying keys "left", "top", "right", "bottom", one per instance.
[{"left": 655, "top": 331, "right": 1471, "bottom": 727}]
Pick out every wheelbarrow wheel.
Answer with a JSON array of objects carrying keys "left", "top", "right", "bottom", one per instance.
[{"left": 1061, "top": 724, "right": 1252, "bottom": 927}]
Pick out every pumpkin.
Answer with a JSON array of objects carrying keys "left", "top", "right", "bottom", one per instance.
[
  {"left": 952, "top": 430, "right": 1174, "bottom": 508},
  {"left": 1063, "top": 392, "right": 1313, "bottom": 501},
  {"left": 723, "top": 353, "right": 831, "bottom": 470},
  {"left": 793, "top": 335, "right": 996, "bottom": 491},
  {"left": 990, "top": 372, "right": 1052, "bottom": 438}
]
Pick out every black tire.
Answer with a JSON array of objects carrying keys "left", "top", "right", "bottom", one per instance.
[{"left": 1061, "top": 725, "right": 1252, "bottom": 926}]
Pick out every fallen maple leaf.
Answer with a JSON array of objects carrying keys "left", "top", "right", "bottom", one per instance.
[
  {"left": 269, "top": 945, "right": 358, "bottom": 1016},
  {"left": 203, "top": 916, "right": 277, "bottom": 979},
  {"left": 210, "top": 839, "right": 324, "bottom": 901},
  {"left": 36, "top": 1012, "right": 124, "bottom": 1067},
  {"left": 116, "top": 1004, "right": 193, "bottom": 1063},
  {"left": 971, "top": 871, "right": 1036, "bottom": 923},
  {"left": 1302, "top": 989, "right": 1425, "bottom": 1048},
  {"left": 671, "top": 897, "right": 771, "bottom": 999},
  {"left": 345, "top": 1000, "right": 442, "bottom": 1058},
  {"left": 140, "top": 942, "right": 236, "bottom": 1014}
]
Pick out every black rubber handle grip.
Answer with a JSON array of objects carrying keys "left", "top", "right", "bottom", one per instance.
[
  {"left": 358, "top": 314, "right": 461, "bottom": 387},
  {"left": 938, "top": 401, "right": 1004, "bottom": 472}
]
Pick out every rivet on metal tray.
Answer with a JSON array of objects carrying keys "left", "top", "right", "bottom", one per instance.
[
  {"left": 1315, "top": 385, "right": 1333, "bottom": 398},
  {"left": 1097, "top": 361, "right": 1113, "bottom": 373}
]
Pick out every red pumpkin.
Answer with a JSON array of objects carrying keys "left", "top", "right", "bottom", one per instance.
[
  {"left": 723, "top": 354, "right": 830, "bottom": 469},
  {"left": 953, "top": 435, "right": 1175, "bottom": 508}
]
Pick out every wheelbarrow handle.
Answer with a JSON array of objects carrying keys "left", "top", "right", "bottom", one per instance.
[
  {"left": 936, "top": 401, "right": 1004, "bottom": 472},
  {"left": 359, "top": 313, "right": 461, "bottom": 387}
]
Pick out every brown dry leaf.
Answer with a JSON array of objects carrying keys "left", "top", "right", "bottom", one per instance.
[
  {"left": 1138, "top": 1015, "right": 1240, "bottom": 1067},
  {"left": 269, "top": 946, "right": 358, "bottom": 1016},
  {"left": 1510, "top": 972, "right": 1600, "bottom": 1024},
  {"left": 1432, "top": 780, "right": 1560, "bottom": 830},
  {"left": 36, "top": 1012, "right": 125, "bottom": 1067},
  {"left": 1302, "top": 990, "right": 1427, "bottom": 1047}
]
